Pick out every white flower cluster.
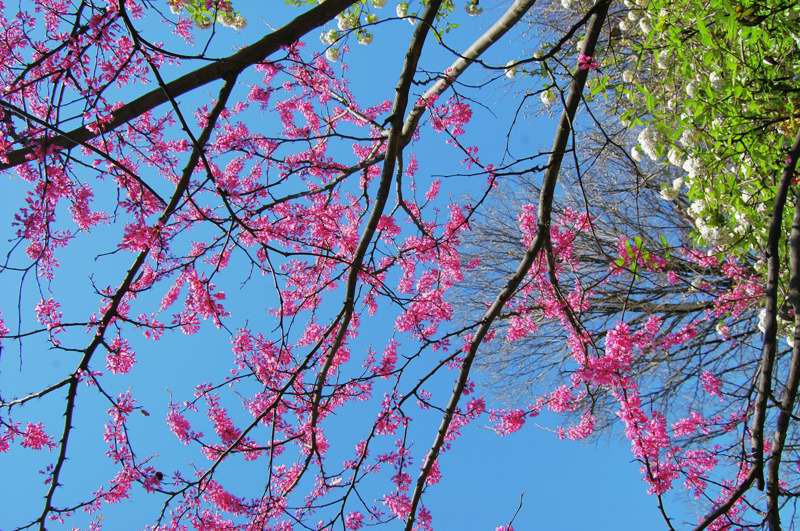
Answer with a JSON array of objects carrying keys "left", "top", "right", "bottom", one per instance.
[
  {"left": 219, "top": 10, "right": 246, "bottom": 30},
  {"left": 505, "top": 60, "right": 517, "bottom": 80},
  {"left": 667, "top": 147, "right": 684, "bottom": 167},
  {"left": 682, "top": 155, "right": 703, "bottom": 179},
  {"left": 659, "top": 177, "right": 683, "bottom": 201},
  {"left": 614, "top": 1, "right": 769, "bottom": 258},
  {"left": 540, "top": 88, "right": 557, "bottom": 106},
  {"left": 167, "top": 0, "right": 246, "bottom": 30},
  {"left": 321, "top": 29, "right": 340, "bottom": 45},
  {"left": 337, "top": 13, "right": 357, "bottom": 30},
  {"left": 321, "top": 6, "right": 385, "bottom": 60},
  {"left": 396, "top": 2, "right": 416, "bottom": 24},
  {"left": 617, "top": 4, "right": 653, "bottom": 37},
  {"left": 758, "top": 309, "right": 797, "bottom": 348},
  {"left": 637, "top": 126, "right": 661, "bottom": 161},
  {"left": 358, "top": 31, "right": 373, "bottom": 45},
  {"left": 325, "top": 48, "right": 340, "bottom": 62}
]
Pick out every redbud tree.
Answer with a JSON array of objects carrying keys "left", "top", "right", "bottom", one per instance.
[{"left": 0, "top": 0, "right": 798, "bottom": 529}]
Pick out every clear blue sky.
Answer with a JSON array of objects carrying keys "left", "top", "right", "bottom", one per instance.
[{"left": 0, "top": 2, "right": 699, "bottom": 529}]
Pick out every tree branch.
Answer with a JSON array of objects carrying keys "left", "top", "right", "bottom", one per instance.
[
  {"left": 0, "top": 0, "right": 357, "bottom": 171},
  {"left": 403, "top": 2, "right": 611, "bottom": 528}
]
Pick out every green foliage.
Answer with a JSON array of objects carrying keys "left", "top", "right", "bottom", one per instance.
[
  {"left": 618, "top": 0, "right": 800, "bottom": 274},
  {"left": 170, "top": 0, "right": 246, "bottom": 29}
]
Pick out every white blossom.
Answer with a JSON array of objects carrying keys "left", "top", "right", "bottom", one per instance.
[
  {"left": 709, "top": 71, "right": 722, "bottom": 89},
  {"left": 734, "top": 211, "right": 750, "bottom": 235},
  {"left": 321, "top": 29, "right": 339, "bottom": 45},
  {"left": 631, "top": 145, "right": 644, "bottom": 162},
  {"left": 686, "top": 81, "right": 697, "bottom": 97},
  {"left": 325, "top": 47, "right": 340, "bottom": 62},
  {"left": 637, "top": 126, "right": 661, "bottom": 161},
  {"left": 660, "top": 186, "right": 679, "bottom": 201},
  {"left": 505, "top": 60, "right": 517, "bottom": 80},
  {"left": 540, "top": 88, "right": 557, "bottom": 106},
  {"left": 698, "top": 223, "right": 720, "bottom": 245},
  {"left": 657, "top": 50, "right": 669, "bottom": 69},
  {"left": 622, "top": 69, "right": 634, "bottom": 83},
  {"left": 337, "top": 14, "right": 355, "bottom": 30},
  {"left": 688, "top": 199, "right": 705, "bottom": 217},
  {"left": 396, "top": 2, "right": 409, "bottom": 18},
  {"left": 638, "top": 17, "right": 652, "bottom": 34},
  {"left": 679, "top": 129, "right": 697, "bottom": 148},
  {"left": 667, "top": 147, "right": 684, "bottom": 167},
  {"left": 683, "top": 156, "right": 703, "bottom": 179}
]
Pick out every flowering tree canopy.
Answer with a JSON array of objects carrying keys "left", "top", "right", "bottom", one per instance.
[{"left": 1, "top": 0, "right": 799, "bottom": 529}]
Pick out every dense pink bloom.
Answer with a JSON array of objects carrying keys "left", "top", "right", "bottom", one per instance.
[
  {"left": 577, "top": 53, "right": 600, "bottom": 70},
  {"left": 383, "top": 492, "right": 412, "bottom": 519},
  {"left": 35, "top": 298, "right": 62, "bottom": 330},
  {"left": 491, "top": 409, "right": 527, "bottom": 436},
  {"left": 701, "top": 371, "right": 723, "bottom": 398},
  {"left": 20, "top": 423, "right": 55, "bottom": 450},
  {"left": 106, "top": 336, "right": 136, "bottom": 374},
  {"left": 166, "top": 404, "right": 200, "bottom": 444},
  {"left": 345, "top": 512, "right": 364, "bottom": 530},
  {"left": 559, "top": 412, "right": 595, "bottom": 440},
  {"left": 672, "top": 411, "right": 709, "bottom": 437}
]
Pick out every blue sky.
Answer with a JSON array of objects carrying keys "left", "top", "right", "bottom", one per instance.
[{"left": 0, "top": 1, "right": 701, "bottom": 529}]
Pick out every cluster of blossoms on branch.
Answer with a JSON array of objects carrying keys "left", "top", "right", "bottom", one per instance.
[{"left": 0, "top": 0, "right": 795, "bottom": 529}]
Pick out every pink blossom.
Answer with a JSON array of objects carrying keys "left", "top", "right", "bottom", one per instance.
[
  {"left": 577, "top": 53, "right": 600, "bottom": 71},
  {"left": 20, "top": 423, "right": 55, "bottom": 450},
  {"left": 166, "top": 404, "right": 200, "bottom": 444},
  {"left": 681, "top": 449, "right": 717, "bottom": 498},
  {"left": 491, "top": 409, "right": 527, "bottom": 436},
  {"left": 0, "top": 312, "right": 8, "bottom": 345},
  {"left": 106, "top": 336, "right": 136, "bottom": 374},
  {"left": 345, "top": 512, "right": 364, "bottom": 530},
  {"left": 559, "top": 412, "right": 595, "bottom": 440},
  {"left": 35, "top": 298, "right": 62, "bottom": 330},
  {"left": 701, "top": 371, "right": 723, "bottom": 399},
  {"left": 672, "top": 411, "right": 709, "bottom": 437},
  {"left": 383, "top": 492, "right": 411, "bottom": 519}
]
